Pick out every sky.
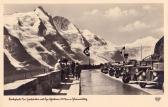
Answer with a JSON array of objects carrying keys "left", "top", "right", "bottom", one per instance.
[{"left": 4, "top": 4, "right": 163, "bottom": 45}]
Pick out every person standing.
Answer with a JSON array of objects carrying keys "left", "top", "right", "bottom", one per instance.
[
  {"left": 54, "top": 59, "right": 64, "bottom": 82},
  {"left": 75, "top": 63, "right": 81, "bottom": 80},
  {"left": 71, "top": 61, "right": 75, "bottom": 78},
  {"left": 54, "top": 59, "right": 61, "bottom": 72},
  {"left": 66, "top": 61, "right": 71, "bottom": 79}
]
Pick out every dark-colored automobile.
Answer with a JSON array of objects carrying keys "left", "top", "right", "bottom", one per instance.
[
  {"left": 101, "top": 63, "right": 109, "bottom": 74},
  {"left": 122, "top": 59, "right": 138, "bottom": 83},
  {"left": 138, "top": 61, "right": 164, "bottom": 89}
]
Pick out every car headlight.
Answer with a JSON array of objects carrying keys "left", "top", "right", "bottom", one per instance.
[
  {"left": 126, "top": 69, "right": 129, "bottom": 72},
  {"left": 153, "top": 72, "right": 157, "bottom": 76},
  {"left": 142, "top": 72, "right": 146, "bottom": 76},
  {"left": 135, "top": 68, "right": 139, "bottom": 73}
]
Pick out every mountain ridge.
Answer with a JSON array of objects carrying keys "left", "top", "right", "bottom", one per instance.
[{"left": 4, "top": 6, "right": 115, "bottom": 77}]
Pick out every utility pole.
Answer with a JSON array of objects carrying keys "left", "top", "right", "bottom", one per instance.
[{"left": 89, "top": 55, "right": 91, "bottom": 65}]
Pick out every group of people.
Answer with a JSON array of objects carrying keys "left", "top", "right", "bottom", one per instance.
[{"left": 54, "top": 58, "right": 82, "bottom": 82}]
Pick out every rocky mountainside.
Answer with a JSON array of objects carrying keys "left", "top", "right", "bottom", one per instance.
[
  {"left": 53, "top": 16, "right": 117, "bottom": 64},
  {"left": 154, "top": 36, "right": 164, "bottom": 61},
  {"left": 81, "top": 29, "right": 116, "bottom": 63}
]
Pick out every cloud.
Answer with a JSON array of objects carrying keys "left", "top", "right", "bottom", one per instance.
[
  {"left": 84, "top": 9, "right": 99, "bottom": 15},
  {"left": 121, "top": 20, "right": 150, "bottom": 32},
  {"left": 104, "top": 7, "right": 123, "bottom": 18},
  {"left": 152, "top": 27, "right": 163, "bottom": 33},
  {"left": 76, "top": 5, "right": 163, "bottom": 45},
  {"left": 104, "top": 7, "right": 137, "bottom": 18},
  {"left": 83, "top": 7, "right": 137, "bottom": 19}
]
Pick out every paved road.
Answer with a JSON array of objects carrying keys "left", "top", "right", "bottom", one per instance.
[{"left": 80, "top": 69, "right": 150, "bottom": 95}]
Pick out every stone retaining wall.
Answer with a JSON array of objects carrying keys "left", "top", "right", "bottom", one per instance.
[{"left": 4, "top": 71, "right": 61, "bottom": 95}]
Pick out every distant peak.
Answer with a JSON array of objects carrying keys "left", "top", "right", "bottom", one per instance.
[
  {"left": 125, "top": 36, "right": 158, "bottom": 47},
  {"left": 34, "top": 6, "right": 50, "bottom": 17},
  {"left": 34, "top": 6, "right": 44, "bottom": 12},
  {"left": 37, "top": 6, "right": 44, "bottom": 10}
]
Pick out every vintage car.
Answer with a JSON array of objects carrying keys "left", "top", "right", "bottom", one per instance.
[
  {"left": 101, "top": 63, "right": 109, "bottom": 74},
  {"left": 108, "top": 65, "right": 115, "bottom": 76},
  {"left": 115, "top": 66, "right": 124, "bottom": 78},
  {"left": 138, "top": 61, "right": 164, "bottom": 89},
  {"left": 110, "top": 62, "right": 124, "bottom": 78},
  {"left": 122, "top": 59, "right": 139, "bottom": 83}
]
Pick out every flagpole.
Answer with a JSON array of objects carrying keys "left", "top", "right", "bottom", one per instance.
[
  {"left": 88, "top": 47, "right": 91, "bottom": 65},
  {"left": 89, "top": 56, "right": 91, "bottom": 65},
  {"left": 141, "top": 45, "right": 142, "bottom": 60}
]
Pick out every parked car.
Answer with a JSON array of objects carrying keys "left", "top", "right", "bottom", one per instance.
[
  {"left": 122, "top": 59, "right": 138, "bottom": 83},
  {"left": 138, "top": 61, "right": 164, "bottom": 89},
  {"left": 112, "top": 62, "right": 124, "bottom": 78},
  {"left": 101, "top": 63, "right": 109, "bottom": 74}
]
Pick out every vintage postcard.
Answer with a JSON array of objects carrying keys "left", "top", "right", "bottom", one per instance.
[{"left": 0, "top": 0, "right": 167, "bottom": 107}]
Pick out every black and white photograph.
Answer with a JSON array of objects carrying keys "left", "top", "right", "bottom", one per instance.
[{"left": 3, "top": 3, "right": 164, "bottom": 95}]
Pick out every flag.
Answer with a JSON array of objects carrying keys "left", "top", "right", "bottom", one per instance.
[
  {"left": 122, "top": 46, "right": 125, "bottom": 50},
  {"left": 83, "top": 46, "right": 90, "bottom": 56},
  {"left": 120, "top": 46, "right": 125, "bottom": 55}
]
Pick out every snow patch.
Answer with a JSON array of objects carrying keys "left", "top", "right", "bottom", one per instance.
[
  {"left": 4, "top": 49, "right": 24, "bottom": 68},
  {"left": 54, "top": 42, "right": 64, "bottom": 51}
]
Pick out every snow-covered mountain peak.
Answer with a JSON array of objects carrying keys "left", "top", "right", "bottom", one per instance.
[
  {"left": 81, "top": 29, "right": 107, "bottom": 46},
  {"left": 125, "top": 36, "right": 158, "bottom": 47},
  {"left": 53, "top": 16, "right": 79, "bottom": 34},
  {"left": 121, "top": 36, "right": 160, "bottom": 60},
  {"left": 34, "top": 7, "right": 57, "bottom": 35},
  {"left": 34, "top": 7, "right": 49, "bottom": 20}
]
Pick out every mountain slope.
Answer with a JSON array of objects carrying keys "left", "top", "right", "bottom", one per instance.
[
  {"left": 123, "top": 36, "right": 159, "bottom": 60},
  {"left": 52, "top": 16, "right": 89, "bottom": 63},
  {"left": 53, "top": 16, "right": 117, "bottom": 64},
  {"left": 81, "top": 29, "right": 116, "bottom": 64}
]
